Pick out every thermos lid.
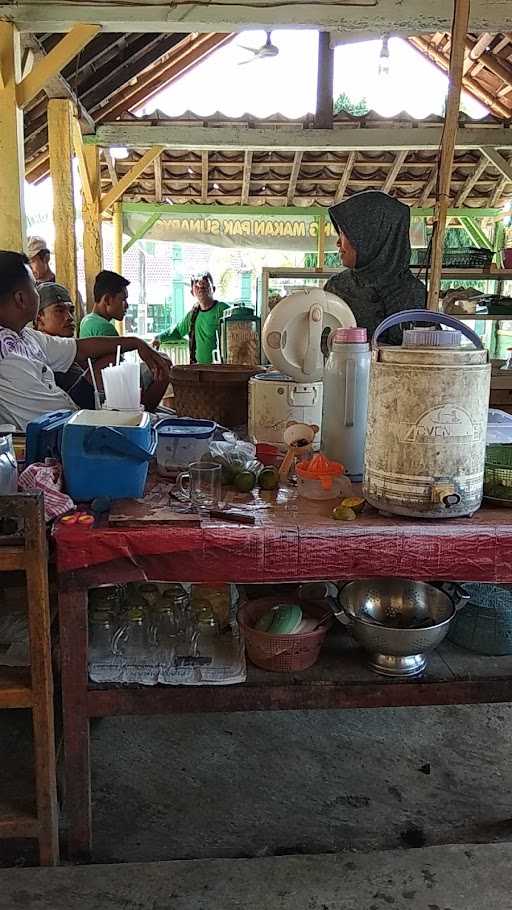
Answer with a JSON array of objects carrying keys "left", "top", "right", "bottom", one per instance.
[
  {"left": 332, "top": 327, "right": 368, "bottom": 344},
  {"left": 402, "top": 328, "right": 462, "bottom": 348}
]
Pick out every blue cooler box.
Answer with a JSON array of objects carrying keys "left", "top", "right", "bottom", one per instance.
[{"left": 61, "top": 410, "right": 156, "bottom": 501}]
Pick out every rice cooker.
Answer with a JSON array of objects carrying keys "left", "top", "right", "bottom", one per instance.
[{"left": 249, "top": 289, "right": 355, "bottom": 445}]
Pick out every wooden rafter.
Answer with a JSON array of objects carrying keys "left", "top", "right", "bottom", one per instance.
[
  {"left": 454, "top": 155, "right": 488, "bottom": 206},
  {"left": 95, "top": 34, "right": 233, "bottom": 125},
  {"left": 23, "top": 32, "right": 234, "bottom": 185},
  {"left": 468, "top": 32, "right": 494, "bottom": 60},
  {"left": 201, "top": 150, "right": 208, "bottom": 204},
  {"left": 382, "top": 150, "right": 407, "bottom": 194},
  {"left": 481, "top": 146, "right": 512, "bottom": 182},
  {"left": 408, "top": 36, "right": 512, "bottom": 118},
  {"left": 21, "top": 34, "right": 95, "bottom": 132},
  {"left": 286, "top": 151, "right": 303, "bottom": 205},
  {"left": 102, "top": 149, "right": 118, "bottom": 187},
  {"left": 72, "top": 118, "right": 94, "bottom": 206},
  {"left": 465, "top": 35, "right": 512, "bottom": 88},
  {"left": 154, "top": 153, "right": 162, "bottom": 203},
  {"left": 16, "top": 24, "right": 100, "bottom": 109},
  {"left": 100, "top": 146, "right": 164, "bottom": 212},
  {"left": 241, "top": 151, "right": 253, "bottom": 205},
  {"left": 333, "top": 151, "right": 356, "bottom": 203},
  {"left": 492, "top": 175, "right": 510, "bottom": 206}
]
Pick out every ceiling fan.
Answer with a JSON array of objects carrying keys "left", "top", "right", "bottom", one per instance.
[{"left": 238, "top": 31, "right": 279, "bottom": 65}]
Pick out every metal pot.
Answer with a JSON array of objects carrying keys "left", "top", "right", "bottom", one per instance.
[{"left": 332, "top": 578, "right": 469, "bottom": 677}]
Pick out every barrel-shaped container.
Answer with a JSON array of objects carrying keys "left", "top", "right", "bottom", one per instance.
[{"left": 363, "top": 311, "right": 491, "bottom": 518}]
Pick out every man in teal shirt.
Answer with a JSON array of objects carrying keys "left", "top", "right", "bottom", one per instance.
[{"left": 154, "top": 272, "right": 227, "bottom": 363}]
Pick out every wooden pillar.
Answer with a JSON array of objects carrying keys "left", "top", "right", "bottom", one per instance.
[
  {"left": 0, "top": 24, "right": 25, "bottom": 251},
  {"left": 317, "top": 213, "right": 326, "bottom": 269},
  {"left": 48, "top": 99, "right": 78, "bottom": 304},
  {"left": 81, "top": 145, "right": 103, "bottom": 312},
  {"left": 316, "top": 31, "right": 334, "bottom": 129},
  {"left": 427, "top": 0, "right": 471, "bottom": 311},
  {"left": 112, "top": 201, "right": 124, "bottom": 334}
]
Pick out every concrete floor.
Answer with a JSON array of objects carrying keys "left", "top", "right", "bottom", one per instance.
[
  {"left": 1, "top": 843, "right": 512, "bottom": 909},
  {"left": 2, "top": 702, "right": 512, "bottom": 865}
]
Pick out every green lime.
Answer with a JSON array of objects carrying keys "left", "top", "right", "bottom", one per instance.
[
  {"left": 258, "top": 466, "right": 280, "bottom": 491},
  {"left": 234, "top": 470, "right": 256, "bottom": 493},
  {"left": 332, "top": 506, "right": 357, "bottom": 521}
]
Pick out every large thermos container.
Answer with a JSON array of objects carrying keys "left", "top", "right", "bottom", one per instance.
[
  {"left": 363, "top": 310, "right": 491, "bottom": 518},
  {"left": 321, "top": 327, "right": 370, "bottom": 480},
  {"left": 219, "top": 305, "right": 261, "bottom": 366}
]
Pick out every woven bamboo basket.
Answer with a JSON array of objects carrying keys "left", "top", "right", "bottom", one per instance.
[{"left": 170, "top": 364, "right": 261, "bottom": 427}]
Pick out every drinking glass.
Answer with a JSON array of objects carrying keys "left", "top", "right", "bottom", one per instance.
[{"left": 176, "top": 462, "right": 222, "bottom": 509}]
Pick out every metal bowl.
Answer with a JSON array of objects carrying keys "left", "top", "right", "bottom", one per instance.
[{"left": 335, "top": 578, "right": 468, "bottom": 677}]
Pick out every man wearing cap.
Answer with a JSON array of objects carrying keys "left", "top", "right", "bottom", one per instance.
[
  {"left": 35, "top": 283, "right": 95, "bottom": 409},
  {"left": 26, "top": 236, "right": 55, "bottom": 285}
]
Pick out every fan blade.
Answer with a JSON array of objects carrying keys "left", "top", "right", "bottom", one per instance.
[{"left": 238, "top": 44, "right": 259, "bottom": 54}]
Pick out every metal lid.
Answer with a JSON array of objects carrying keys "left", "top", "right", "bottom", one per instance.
[
  {"left": 402, "top": 329, "right": 462, "bottom": 348},
  {"left": 223, "top": 305, "right": 257, "bottom": 320}
]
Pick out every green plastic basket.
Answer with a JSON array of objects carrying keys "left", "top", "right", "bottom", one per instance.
[{"left": 484, "top": 444, "right": 512, "bottom": 502}]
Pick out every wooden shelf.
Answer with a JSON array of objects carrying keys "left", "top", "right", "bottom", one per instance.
[
  {"left": 416, "top": 269, "right": 512, "bottom": 281},
  {"left": 0, "top": 667, "right": 32, "bottom": 709}
]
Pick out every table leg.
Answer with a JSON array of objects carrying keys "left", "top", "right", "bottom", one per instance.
[{"left": 59, "top": 587, "right": 91, "bottom": 861}]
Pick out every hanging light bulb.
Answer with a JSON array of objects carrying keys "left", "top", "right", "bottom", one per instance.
[{"left": 378, "top": 35, "right": 390, "bottom": 78}]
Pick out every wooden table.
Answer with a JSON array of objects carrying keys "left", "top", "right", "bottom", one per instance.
[{"left": 54, "top": 493, "right": 512, "bottom": 859}]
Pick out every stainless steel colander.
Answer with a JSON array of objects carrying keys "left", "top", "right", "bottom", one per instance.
[{"left": 333, "top": 578, "right": 468, "bottom": 677}]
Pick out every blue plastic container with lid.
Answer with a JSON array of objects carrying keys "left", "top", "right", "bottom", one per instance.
[
  {"left": 61, "top": 409, "right": 156, "bottom": 501},
  {"left": 156, "top": 417, "right": 216, "bottom": 476}
]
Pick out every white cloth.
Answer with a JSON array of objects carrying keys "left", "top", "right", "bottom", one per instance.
[{"left": 0, "top": 326, "right": 78, "bottom": 430}]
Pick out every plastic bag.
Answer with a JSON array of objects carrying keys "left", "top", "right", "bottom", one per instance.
[{"left": 206, "top": 439, "right": 261, "bottom": 483}]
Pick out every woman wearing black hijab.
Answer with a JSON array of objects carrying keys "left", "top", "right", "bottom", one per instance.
[{"left": 325, "top": 190, "right": 426, "bottom": 344}]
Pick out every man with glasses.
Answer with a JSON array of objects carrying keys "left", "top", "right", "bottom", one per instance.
[{"left": 153, "top": 272, "right": 227, "bottom": 364}]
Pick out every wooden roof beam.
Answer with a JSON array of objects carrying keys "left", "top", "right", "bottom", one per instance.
[
  {"left": 333, "top": 151, "right": 356, "bottom": 203},
  {"left": 382, "top": 150, "right": 407, "bottom": 194},
  {"left": 465, "top": 35, "right": 512, "bottom": 87},
  {"left": 100, "top": 146, "right": 164, "bottom": 212},
  {"left": 241, "top": 151, "right": 252, "bottom": 205},
  {"left": 201, "top": 150, "right": 208, "bottom": 204},
  {"left": 480, "top": 146, "right": 512, "bottom": 182},
  {"left": 89, "top": 123, "right": 512, "bottom": 152},
  {"left": 286, "top": 151, "right": 303, "bottom": 205},
  {"left": 419, "top": 171, "right": 437, "bottom": 206},
  {"left": 154, "top": 153, "right": 162, "bottom": 203},
  {"left": 408, "top": 36, "right": 512, "bottom": 119},
  {"left": 492, "top": 175, "right": 510, "bottom": 206},
  {"left": 4, "top": 0, "right": 512, "bottom": 35},
  {"left": 95, "top": 33, "right": 233, "bottom": 124},
  {"left": 16, "top": 24, "right": 100, "bottom": 109},
  {"left": 454, "top": 155, "right": 488, "bottom": 206},
  {"left": 21, "top": 33, "right": 94, "bottom": 133},
  {"left": 468, "top": 33, "right": 494, "bottom": 60},
  {"left": 102, "top": 149, "right": 118, "bottom": 187}
]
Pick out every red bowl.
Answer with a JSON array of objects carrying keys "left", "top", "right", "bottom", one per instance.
[{"left": 256, "top": 443, "right": 282, "bottom": 467}]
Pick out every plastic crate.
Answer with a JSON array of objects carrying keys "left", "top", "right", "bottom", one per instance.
[{"left": 414, "top": 247, "right": 494, "bottom": 269}]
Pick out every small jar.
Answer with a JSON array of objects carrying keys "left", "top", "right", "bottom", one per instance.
[
  {"left": 112, "top": 606, "right": 150, "bottom": 661},
  {"left": 89, "top": 608, "right": 116, "bottom": 661}
]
